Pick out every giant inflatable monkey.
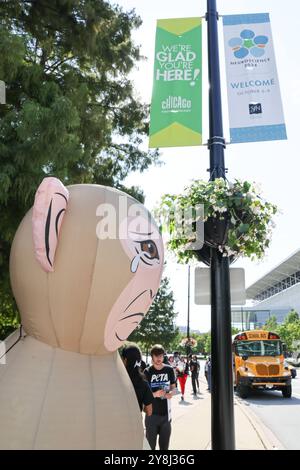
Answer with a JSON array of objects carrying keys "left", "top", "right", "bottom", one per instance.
[{"left": 0, "top": 178, "right": 163, "bottom": 449}]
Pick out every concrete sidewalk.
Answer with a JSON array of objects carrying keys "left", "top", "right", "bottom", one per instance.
[{"left": 169, "top": 377, "right": 284, "bottom": 450}]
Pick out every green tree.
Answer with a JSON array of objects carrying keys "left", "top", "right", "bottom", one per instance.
[
  {"left": 284, "top": 310, "right": 299, "bottom": 324},
  {"left": 278, "top": 322, "right": 300, "bottom": 352},
  {"left": 128, "top": 277, "right": 179, "bottom": 356},
  {"left": 167, "top": 332, "right": 185, "bottom": 355},
  {"left": 203, "top": 332, "right": 211, "bottom": 355},
  {"left": 194, "top": 333, "right": 206, "bottom": 355},
  {"left": 0, "top": 291, "right": 19, "bottom": 340},
  {"left": 199, "top": 327, "right": 238, "bottom": 356},
  {"left": 167, "top": 331, "right": 182, "bottom": 355},
  {"left": 0, "top": 0, "right": 159, "bottom": 331},
  {"left": 277, "top": 310, "right": 300, "bottom": 351},
  {"left": 263, "top": 315, "right": 278, "bottom": 332},
  {"left": 231, "top": 327, "right": 240, "bottom": 336}
]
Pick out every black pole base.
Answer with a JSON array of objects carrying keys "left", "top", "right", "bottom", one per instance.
[{"left": 211, "top": 248, "right": 235, "bottom": 450}]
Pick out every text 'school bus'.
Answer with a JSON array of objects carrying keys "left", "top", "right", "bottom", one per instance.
[{"left": 232, "top": 330, "right": 292, "bottom": 399}]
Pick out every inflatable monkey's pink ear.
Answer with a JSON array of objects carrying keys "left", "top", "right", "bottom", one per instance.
[{"left": 32, "top": 177, "right": 69, "bottom": 272}]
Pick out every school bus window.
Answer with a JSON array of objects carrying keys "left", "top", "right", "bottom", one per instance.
[{"left": 235, "top": 340, "right": 282, "bottom": 357}]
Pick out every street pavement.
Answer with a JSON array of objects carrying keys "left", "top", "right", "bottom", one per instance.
[
  {"left": 168, "top": 375, "right": 283, "bottom": 450},
  {"left": 242, "top": 371, "right": 300, "bottom": 450},
  {"left": 143, "top": 359, "right": 299, "bottom": 450}
]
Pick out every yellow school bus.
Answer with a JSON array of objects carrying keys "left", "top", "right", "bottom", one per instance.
[{"left": 232, "top": 330, "right": 292, "bottom": 399}]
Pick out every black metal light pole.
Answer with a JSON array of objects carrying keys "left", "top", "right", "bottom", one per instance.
[
  {"left": 206, "top": 0, "right": 235, "bottom": 449},
  {"left": 186, "top": 264, "right": 191, "bottom": 356}
]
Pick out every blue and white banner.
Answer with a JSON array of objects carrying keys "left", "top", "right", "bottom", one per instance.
[{"left": 223, "top": 13, "right": 287, "bottom": 143}]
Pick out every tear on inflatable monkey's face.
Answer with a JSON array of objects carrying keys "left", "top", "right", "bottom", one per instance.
[
  {"left": 10, "top": 181, "right": 164, "bottom": 355},
  {"left": 104, "top": 213, "right": 163, "bottom": 351}
]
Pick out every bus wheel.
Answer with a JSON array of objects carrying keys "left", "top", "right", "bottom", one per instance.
[
  {"left": 237, "top": 383, "right": 249, "bottom": 399},
  {"left": 282, "top": 385, "right": 292, "bottom": 398}
]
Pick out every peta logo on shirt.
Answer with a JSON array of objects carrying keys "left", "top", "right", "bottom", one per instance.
[{"left": 151, "top": 373, "right": 169, "bottom": 383}]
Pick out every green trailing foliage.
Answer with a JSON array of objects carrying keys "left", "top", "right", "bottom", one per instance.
[{"left": 157, "top": 178, "right": 277, "bottom": 263}]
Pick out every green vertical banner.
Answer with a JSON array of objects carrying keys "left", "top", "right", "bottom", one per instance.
[{"left": 149, "top": 17, "right": 202, "bottom": 148}]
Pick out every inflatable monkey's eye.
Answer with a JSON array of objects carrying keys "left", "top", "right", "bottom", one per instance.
[
  {"left": 139, "top": 240, "right": 159, "bottom": 261},
  {"left": 130, "top": 238, "right": 160, "bottom": 273}
]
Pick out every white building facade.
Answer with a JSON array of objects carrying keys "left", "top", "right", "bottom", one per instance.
[{"left": 232, "top": 250, "right": 300, "bottom": 329}]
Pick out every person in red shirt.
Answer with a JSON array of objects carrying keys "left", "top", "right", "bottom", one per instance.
[{"left": 176, "top": 356, "right": 189, "bottom": 401}]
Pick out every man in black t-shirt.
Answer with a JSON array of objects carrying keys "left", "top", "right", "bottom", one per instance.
[{"left": 144, "top": 344, "right": 176, "bottom": 450}]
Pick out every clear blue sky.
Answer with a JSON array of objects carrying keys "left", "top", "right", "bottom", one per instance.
[{"left": 115, "top": 0, "right": 300, "bottom": 332}]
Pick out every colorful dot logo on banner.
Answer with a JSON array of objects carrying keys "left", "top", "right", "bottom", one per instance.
[{"left": 229, "top": 30, "right": 269, "bottom": 59}]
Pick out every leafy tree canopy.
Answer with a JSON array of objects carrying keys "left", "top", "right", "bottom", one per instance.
[
  {"left": 263, "top": 315, "right": 278, "bottom": 332},
  {"left": 260, "top": 310, "right": 300, "bottom": 352},
  {"left": 284, "top": 309, "right": 299, "bottom": 324},
  {"left": 0, "top": 0, "right": 159, "bottom": 330},
  {"left": 278, "top": 310, "right": 300, "bottom": 352}
]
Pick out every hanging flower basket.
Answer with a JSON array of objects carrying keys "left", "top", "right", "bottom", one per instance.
[
  {"left": 157, "top": 178, "right": 277, "bottom": 264},
  {"left": 180, "top": 337, "right": 197, "bottom": 348},
  {"left": 194, "top": 214, "right": 236, "bottom": 266}
]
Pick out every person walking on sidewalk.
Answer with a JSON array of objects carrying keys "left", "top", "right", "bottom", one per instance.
[
  {"left": 194, "top": 355, "right": 200, "bottom": 392},
  {"left": 205, "top": 356, "right": 212, "bottom": 392},
  {"left": 172, "top": 351, "right": 180, "bottom": 387},
  {"left": 168, "top": 355, "right": 178, "bottom": 388},
  {"left": 144, "top": 344, "right": 176, "bottom": 450},
  {"left": 176, "top": 356, "right": 189, "bottom": 401},
  {"left": 189, "top": 354, "right": 200, "bottom": 395}
]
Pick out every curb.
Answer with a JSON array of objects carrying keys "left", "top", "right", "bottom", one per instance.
[{"left": 234, "top": 396, "right": 285, "bottom": 450}]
